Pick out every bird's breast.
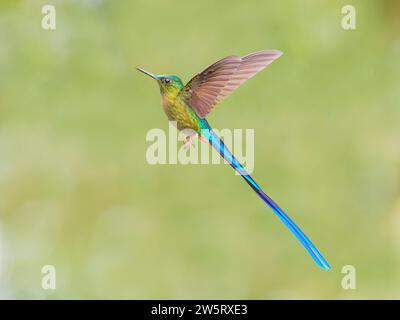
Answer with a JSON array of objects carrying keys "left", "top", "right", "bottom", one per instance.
[{"left": 162, "top": 96, "right": 200, "bottom": 133}]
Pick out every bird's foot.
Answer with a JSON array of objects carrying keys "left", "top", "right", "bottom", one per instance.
[{"left": 184, "top": 136, "right": 195, "bottom": 150}]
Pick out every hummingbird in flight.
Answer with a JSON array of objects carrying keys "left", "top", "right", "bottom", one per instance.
[{"left": 137, "top": 50, "right": 330, "bottom": 269}]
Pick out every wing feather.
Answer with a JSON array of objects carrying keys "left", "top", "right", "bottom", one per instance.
[{"left": 180, "top": 50, "right": 282, "bottom": 118}]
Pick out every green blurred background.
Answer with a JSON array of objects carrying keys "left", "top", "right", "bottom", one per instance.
[{"left": 0, "top": 0, "right": 399, "bottom": 299}]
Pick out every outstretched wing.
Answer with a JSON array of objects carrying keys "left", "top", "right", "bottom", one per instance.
[{"left": 180, "top": 50, "right": 283, "bottom": 118}]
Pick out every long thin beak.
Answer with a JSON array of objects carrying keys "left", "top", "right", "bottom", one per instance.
[{"left": 136, "top": 67, "right": 157, "bottom": 80}]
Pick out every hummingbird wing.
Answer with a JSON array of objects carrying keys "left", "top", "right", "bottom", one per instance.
[{"left": 180, "top": 50, "right": 283, "bottom": 118}]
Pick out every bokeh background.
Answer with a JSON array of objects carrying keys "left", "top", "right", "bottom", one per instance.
[{"left": 0, "top": 0, "right": 399, "bottom": 299}]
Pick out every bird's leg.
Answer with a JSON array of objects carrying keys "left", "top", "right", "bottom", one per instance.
[
  {"left": 184, "top": 135, "right": 195, "bottom": 150},
  {"left": 197, "top": 134, "right": 208, "bottom": 145}
]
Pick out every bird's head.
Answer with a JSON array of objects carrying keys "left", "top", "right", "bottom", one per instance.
[{"left": 137, "top": 68, "right": 184, "bottom": 98}]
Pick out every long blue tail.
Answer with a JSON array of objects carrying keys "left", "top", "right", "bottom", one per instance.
[{"left": 200, "top": 122, "right": 331, "bottom": 270}]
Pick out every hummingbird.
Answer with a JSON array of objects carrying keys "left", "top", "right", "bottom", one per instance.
[{"left": 137, "top": 50, "right": 330, "bottom": 269}]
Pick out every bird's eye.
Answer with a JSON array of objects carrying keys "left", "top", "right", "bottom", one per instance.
[{"left": 164, "top": 78, "right": 171, "bottom": 84}]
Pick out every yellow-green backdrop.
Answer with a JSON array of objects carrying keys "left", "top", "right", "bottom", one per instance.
[{"left": 0, "top": 0, "right": 399, "bottom": 299}]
